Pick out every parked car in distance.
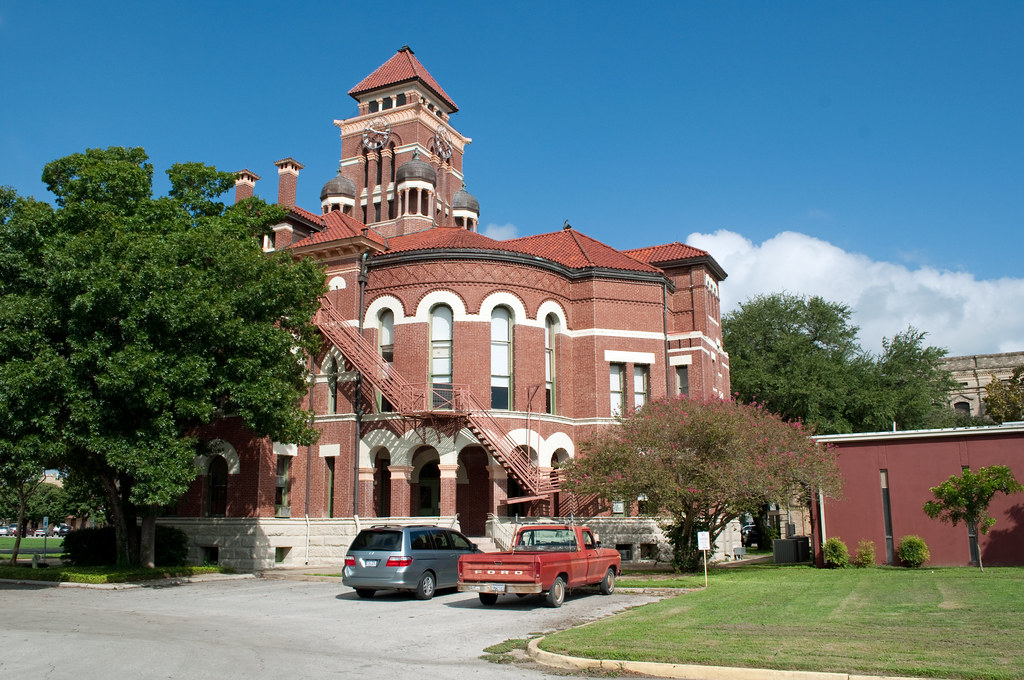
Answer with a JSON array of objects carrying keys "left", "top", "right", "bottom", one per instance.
[
  {"left": 741, "top": 524, "right": 761, "bottom": 547},
  {"left": 33, "top": 528, "right": 47, "bottom": 537},
  {"left": 458, "top": 524, "right": 621, "bottom": 608},
  {"left": 0, "top": 526, "right": 9, "bottom": 537},
  {"left": 56, "top": 524, "right": 71, "bottom": 537},
  {"left": 343, "top": 525, "right": 482, "bottom": 600}
]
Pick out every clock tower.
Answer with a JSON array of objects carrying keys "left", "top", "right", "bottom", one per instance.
[{"left": 321, "top": 46, "right": 479, "bottom": 237}]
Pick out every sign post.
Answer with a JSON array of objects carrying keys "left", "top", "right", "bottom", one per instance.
[
  {"left": 43, "top": 516, "right": 49, "bottom": 560},
  {"left": 697, "top": 531, "right": 710, "bottom": 588}
]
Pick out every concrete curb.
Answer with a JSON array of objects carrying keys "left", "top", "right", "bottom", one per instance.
[
  {"left": 0, "top": 572, "right": 255, "bottom": 589},
  {"left": 526, "top": 637, "right": 930, "bottom": 680}
]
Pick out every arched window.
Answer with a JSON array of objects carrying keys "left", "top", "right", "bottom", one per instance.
[
  {"left": 379, "top": 310, "right": 395, "bottom": 412},
  {"left": 325, "top": 356, "right": 339, "bottom": 414},
  {"left": 430, "top": 305, "right": 453, "bottom": 408},
  {"left": 491, "top": 306, "right": 512, "bottom": 409},
  {"left": 545, "top": 314, "right": 559, "bottom": 414},
  {"left": 206, "top": 456, "right": 228, "bottom": 517}
]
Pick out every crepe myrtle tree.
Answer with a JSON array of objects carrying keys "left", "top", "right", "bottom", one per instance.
[
  {"left": 923, "top": 465, "right": 1022, "bottom": 571},
  {"left": 564, "top": 396, "right": 842, "bottom": 571},
  {"left": 1, "top": 148, "right": 326, "bottom": 567}
]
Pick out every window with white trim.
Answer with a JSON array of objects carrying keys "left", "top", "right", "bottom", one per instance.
[
  {"left": 430, "top": 305, "right": 453, "bottom": 408},
  {"left": 610, "top": 363, "right": 626, "bottom": 416},
  {"left": 545, "top": 314, "right": 558, "bottom": 414},
  {"left": 490, "top": 306, "right": 512, "bottom": 409},
  {"left": 633, "top": 365, "right": 650, "bottom": 409}
]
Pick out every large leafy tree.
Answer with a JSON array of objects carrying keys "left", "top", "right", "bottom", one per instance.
[
  {"left": 923, "top": 465, "right": 1022, "bottom": 571},
  {"left": 0, "top": 147, "right": 326, "bottom": 566},
  {"left": 724, "top": 293, "right": 956, "bottom": 434},
  {"left": 983, "top": 366, "right": 1024, "bottom": 424},
  {"left": 564, "top": 397, "right": 842, "bottom": 571}
]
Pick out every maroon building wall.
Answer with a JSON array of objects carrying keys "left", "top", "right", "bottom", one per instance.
[{"left": 818, "top": 426, "right": 1024, "bottom": 567}]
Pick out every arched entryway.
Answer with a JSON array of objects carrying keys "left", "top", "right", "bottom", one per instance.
[
  {"left": 373, "top": 449, "right": 391, "bottom": 517},
  {"left": 456, "top": 446, "right": 489, "bottom": 535},
  {"left": 412, "top": 447, "right": 440, "bottom": 517}
]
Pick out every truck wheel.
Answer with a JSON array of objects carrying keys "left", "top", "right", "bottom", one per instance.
[
  {"left": 545, "top": 576, "right": 566, "bottom": 608},
  {"left": 600, "top": 568, "right": 616, "bottom": 595},
  {"left": 414, "top": 572, "right": 436, "bottom": 600},
  {"left": 355, "top": 589, "right": 375, "bottom": 599},
  {"left": 478, "top": 593, "right": 498, "bottom": 606}
]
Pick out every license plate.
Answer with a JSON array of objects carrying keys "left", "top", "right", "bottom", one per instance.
[
  {"left": 363, "top": 559, "right": 378, "bottom": 567},
  {"left": 489, "top": 583, "right": 506, "bottom": 593}
]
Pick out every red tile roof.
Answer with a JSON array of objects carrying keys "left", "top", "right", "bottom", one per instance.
[
  {"left": 623, "top": 242, "right": 710, "bottom": 264},
  {"left": 503, "top": 229, "right": 661, "bottom": 273},
  {"left": 348, "top": 46, "right": 458, "bottom": 112},
  {"left": 384, "top": 226, "right": 661, "bottom": 274},
  {"left": 285, "top": 208, "right": 386, "bottom": 248}
]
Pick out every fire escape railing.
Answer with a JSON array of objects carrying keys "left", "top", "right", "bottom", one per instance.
[{"left": 314, "top": 297, "right": 558, "bottom": 498}]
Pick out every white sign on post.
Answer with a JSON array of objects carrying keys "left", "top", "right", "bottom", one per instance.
[{"left": 697, "top": 531, "right": 711, "bottom": 587}]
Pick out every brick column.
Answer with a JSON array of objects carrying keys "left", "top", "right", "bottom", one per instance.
[
  {"left": 488, "top": 464, "right": 508, "bottom": 517},
  {"left": 438, "top": 464, "right": 459, "bottom": 518},
  {"left": 357, "top": 467, "right": 375, "bottom": 517},
  {"left": 388, "top": 465, "right": 413, "bottom": 517},
  {"left": 381, "top": 148, "right": 394, "bottom": 220}
]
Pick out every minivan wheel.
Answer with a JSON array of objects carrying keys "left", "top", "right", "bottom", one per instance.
[
  {"left": 478, "top": 593, "right": 498, "bottom": 606},
  {"left": 355, "top": 588, "right": 375, "bottom": 599},
  {"left": 414, "top": 572, "right": 436, "bottom": 600},
  {"left": 545, "top": 576, "right": 566, "bottom": 608}
]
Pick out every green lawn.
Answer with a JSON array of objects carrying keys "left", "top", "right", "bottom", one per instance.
[
  {"left": 542, "top": 564, "right": 1023, "bottom": 680},
  {"left": 0, "top": 563, "right": 225, "bottom": 583},
  {"left": 0, "top": 537, "right": 64, "bottom": 551}
]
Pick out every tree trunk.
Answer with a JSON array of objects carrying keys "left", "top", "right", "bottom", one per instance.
[
  {"left": 973, "top": 522, "right": 985, "bottom": 572},
  {"left": 139, "top": 511, "right": 157, "bottom": 568},
  {"left": 99, "top": 473, "right": 132, "bottom": 566}
]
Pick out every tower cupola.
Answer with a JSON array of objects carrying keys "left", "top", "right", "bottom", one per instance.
[
  {"left": 320, "top": 169, "right": 357, "bottom": 215},
  {"left": 452, "top": 183, "right": 480, "bottom": 231}
]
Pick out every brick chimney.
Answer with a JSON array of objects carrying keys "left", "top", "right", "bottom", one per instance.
[
  {"left": 274, "top": 157, "right": 304, "bottom": 209},
  {"left": 234, "top": 169, "right": 260, "bottom": 203}
]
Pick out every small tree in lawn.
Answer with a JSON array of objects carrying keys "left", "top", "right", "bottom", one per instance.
[
  {"left": 923, "top": 465, "right": 1023, "bottom": 571},
  {"left": 564, "top": 396, "right": 842, "bottom": 572}
]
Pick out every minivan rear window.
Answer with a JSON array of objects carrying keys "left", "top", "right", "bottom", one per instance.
[{"left": 349, "top": 530, "right": 402, "bottom": 551}]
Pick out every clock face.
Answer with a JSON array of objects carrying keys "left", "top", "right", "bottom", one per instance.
[
  {"left": 362, "top": 117, "right": 391, "bottom": 149},
  {"left": 434, "top": 125, "right": 453, "bottom": 160}
]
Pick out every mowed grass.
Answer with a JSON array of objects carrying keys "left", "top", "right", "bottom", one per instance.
[
  {"left": 0, "top": 563, "right": 225, "bottom": 583},
  {"left": 543, "top": 565, "right": 1024, "bottom": 680},
  {"left": 0, "top": 536, "right": 64, "bottom": 550}
]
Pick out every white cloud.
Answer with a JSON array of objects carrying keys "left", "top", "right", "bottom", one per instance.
[
  {"left": 687, "top": 229, "right": 1024, "bottom": 357},
  {"left": 482, "top": 222, "right": 519, "bottom": 240}
]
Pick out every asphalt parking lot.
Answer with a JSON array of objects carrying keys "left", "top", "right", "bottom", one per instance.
[{"left": 0, "top": 576, "right": 662, "bottom": 679}]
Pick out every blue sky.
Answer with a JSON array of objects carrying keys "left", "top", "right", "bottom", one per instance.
[{"left": 1, "top": 2, "right": 1021, "bottom": 356}]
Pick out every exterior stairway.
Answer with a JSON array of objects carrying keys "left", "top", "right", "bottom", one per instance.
[{"left": 314, "top": 297, "right": 558, "bottom": 502}]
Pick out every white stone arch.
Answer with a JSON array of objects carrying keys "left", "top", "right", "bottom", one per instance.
[
  {"left": 413, "top": 289, "right": 469, "bottom": 323},
  {"left": 320, "top": 346, "right": 344, "bottom": 375},
  {"left": 364, "top": 294, "right": 408, "bottom": 326},
  {"left": 540, "top": 432, "right": 575, "bottom": 467},
  {"left": 394, "top": 427, "right": 457, "bottom": 466},
  {"left": 478, "top": 291, "right": 528, "bottom": 325},
  {"left": 359, "top": 428, "right": 401, "bottom": 468},
  {"left": 411, "top": 445, "right": 442, "bottom": 483},
  {"left": 327, "top": 275, "right": 347, "bottom": 291},
  {"left": 194, "top": 439, "right": 241, "bottom": 474},
  {"left": 536, "top": 300, "right": 568, "bottom": 331},
  {"left": 506, "top": 428, "right": 543, "bottom": 458}
]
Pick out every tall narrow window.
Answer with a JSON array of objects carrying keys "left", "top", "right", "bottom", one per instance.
[
  {"left": 634, "top": 365, "right": 650, "bottom": 409},
  {"left": 326, "top": 356, "right": 339, "bottom": 414},
  {"left": 430, "top": 305, "right": 453, "bottom": 409},
  {"left": 880, "top": 469, "right": 893, "bottom": 564},
  {"left": 275, "top": 456, "right": 291, "bottom": 518},
  {"left": 610, "top": 363, "right": 626, "bottom": 416},
  {"left": 206, "top": 456, "right": 228, "bottom": 517},
  {"left": 378, "top": 310, "right": 395, "bottom": 412},
  {"left": 491, "top": 307, "right": 512, "bottom": 409},
  {"left": 326, "top": 456, "right": 336, "bottom": 518},
  {"left": 675, "top": 365, "right": 689, "bottom": 398},
  {"left": 545, "top": 315, "right": 558, "bottom": 414}
]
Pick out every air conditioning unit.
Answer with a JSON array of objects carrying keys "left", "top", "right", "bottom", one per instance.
[
  {"left": 275, "top": 475, "right": 287, "bottom": 487},
  {"left": 276, "top": 506, "right": 291, "bottom": 518}
]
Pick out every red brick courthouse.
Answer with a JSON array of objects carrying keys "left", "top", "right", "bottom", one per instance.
[{"left": 165, "top": 48, "right": 731, "bottom": 569}]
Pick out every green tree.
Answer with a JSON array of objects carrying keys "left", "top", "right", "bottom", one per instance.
[
  {"left": 723, "top": 293, "right": 870, "bottom": 434},
  {"left": 564, "top": 397, "right": 842, "bottom": 571},
  {"left": 1, "top": 147, "right": 326, "bottom": 567},
  {"left": 923, "top": 465, "right": 1023, "bottom": 571},
  {"left": 983, "top": 366, "right": 1024, "bottom": 424},
  {"left": 724, "top": 293, "right": 957, "bottom": 434}
]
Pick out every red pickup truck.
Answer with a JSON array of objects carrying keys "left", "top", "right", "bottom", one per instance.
[{"left": 457, "top": 524, "right": 620, "bottom": 607}]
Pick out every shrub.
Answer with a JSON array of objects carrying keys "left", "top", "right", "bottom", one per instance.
[
  {"left": 852, "top": 539, "right": 876, "bottom": 568},
  {"left": 822, "top": 537, "right": 849, "bottom": 568},
  {"left": 154, "top": 525, "right": 190, "bottom": 567},
  {"left": 62, "top": 526, "right": 117, "bottom": 566},
  {"left": 897, "top": 535, "right": 930, "bottom": 568},
  {"left": 62, "top": 525, "right": 190, "bottom": 567}
]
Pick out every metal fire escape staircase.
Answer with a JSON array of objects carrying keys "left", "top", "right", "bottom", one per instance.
[{"left": 315, "top": 298, "right": 559, "bottom": 503}]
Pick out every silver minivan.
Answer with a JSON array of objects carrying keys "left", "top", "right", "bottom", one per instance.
[{"left": 342, "top": 526, "right": 481, "bottom": 600}]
